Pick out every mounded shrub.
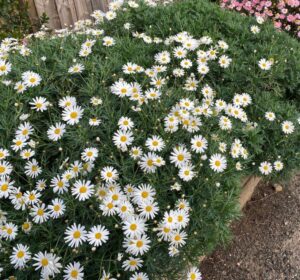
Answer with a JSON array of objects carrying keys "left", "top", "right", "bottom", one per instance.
[{"left": 0, "top": 0, "right": 299, "bottom": 279}]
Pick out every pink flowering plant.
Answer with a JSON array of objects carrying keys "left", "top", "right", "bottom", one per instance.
[{"left": 220, "top": 0, "right": 300, "bottom": 39}]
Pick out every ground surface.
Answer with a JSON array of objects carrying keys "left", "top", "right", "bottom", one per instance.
[{"left": 201, "top": 174, "right": 300, "bottom": 280}]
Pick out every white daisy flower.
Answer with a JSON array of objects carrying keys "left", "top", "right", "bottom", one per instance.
[
  {"left": 129, "top": 272, "right": 149, "bottom": 280},
  {"left": 124, "top": 234, "right": 151, "bottom": 256},
  {"left": 265, "top": 112, "right": 276, "bottom": 121},
  {"left": 89, "top": 118, "right": 101, "bottom": 126},
  {"left": 170, "top": 146, "right": 191, "bottom": 168},
  {"left": 259, "top": 161, "right": 273, "bottom": 175},
  {"left": 30, "top": 203, "right": 50, "bottom": 224},
  {"left": 62, "top": 105, "right": 84, "bottom": 125},
  {"left": 64, "top": 223, "right": 87, "bottom": 248},
  {"left": 0, "top": 177, "right": 14, "bottom": 198},
  {"left": 180, "top": 59, "right": 193, "bottom": 69},
  {"left": 118, "top": 117, "right": 134, "bottom": 130},
  {"left": 10, "top": 244, "right": 31, "bottom": 269},
  {"left": 170, "top": 230, "right": 187, "bottom": 247},
  {"left": 68, "top": 63, "right": 84, "bottom": 74},
  {"left": 138, "top": 201, "right": 159, "bottom": 220},
  {"left": 123, "top": 216, "right": 147, "bottom": 238},
  {"left": 197, "top": 63, "right": 209, "bottom": 75},
  {"left": 50, "top": 176, "right": 69, "bottom": 194},
  {"left": 250, "top": 25, "right": 260, "bottom": 34},
  {"left": 2, "top": 222, "right": 18, "bottom": 240},
  {"left": 0, "top": 160, "right": 12, "bottom": 176},
  {"left": 274, "top": 160, "right": 284, "bottom": 171},
  {"left": 281, "top": 121, "right": 295, "bottom": 134},
  {"left": 178, "top": 164, "right": 195, "bottom": 181},
  {"left": 24, "top": 190, "right": 41, "bottom": 205},
  {"left": 0, "top": 59, "right": 11, "bottom": 76},
  {"left": 48, "top": 198, "right": 66, "bottom": 219},
  {"left": 103, "top": 36, "right": 115, "bottom": 46},
  {"left": 258, "top": 58, "right": 272, "bottom": 70},
  {"left": 133, "top": 184, "right": 156, "bottom": 204},
  {"left": 11, "top": 136, "right": 27, "bottom": 151},
  {"left": 20, "top": 149, "right": 35, "bottom": 160},
  {"left": 63, "top": 262, "right": 84, "bottom": 280},
  {"left": 81, "top": 147, "right": 98, "bottom": 162},
  {"left": 79, "top": 47, "right": 92, "bottom": 57},
  {"left": 187, "top": 266, "right": 202, "bottom": 280},
  {"left": 32, "top": 251, "right": 62, "bottom": 278},
  {"left": 122, "top": 257, "right": 143, "bottom": 272},
  {"left": 14, "top": 81, "right": 27, "bottom": 93},
  {"left": 190, "top": 135, "right": 208, "bottom": 153},
  {"left": 0, "top": 148, "right": 9, "bottom": 160},
  {"left": 22, "top": 71, "right": 42, "bottom": 87},
  {"left": 47, "top": 123, "right": 66, "bottom": 141},
  {"left": 209, "top": 154, "right": 227, "bottom": 173},
  {"left": 145, "top": 135, "right": 165, "bottom": 152},
  {"left": 30, "top": 96, "right": 49, "bottom": 112},
  {"left": 219, "top": 116, "right": 232, "bottom": 130},
  {"left": 87, "top": 225, "right": 109, "bottom": 247},
  {"left": 111, "top": 80, "right": 131, "bottom": 97},
  {"left": 218, "top": 55, "right": 232, "bottom": 68},
  {"left": 71, "top": 180, "right": 94, "bottom": 201},
  {"left": 59, "top": 96, "right": 77, "bottom": 108},
  {"left": 24, "top": 159, "right": 42, "bottom": 178},
  {"left": 113, "top": 129, "right": 134, "bottom": 151},
  {"left": 101, "top": 166, "right": 119, "bottom": 183},
  {"left": 130, "top": 146, "right": 143, "bottom": 160}
]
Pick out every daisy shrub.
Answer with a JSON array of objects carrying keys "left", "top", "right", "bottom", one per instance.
[{"left": 0, "top": 0, "right": 300, "bottom": 279}]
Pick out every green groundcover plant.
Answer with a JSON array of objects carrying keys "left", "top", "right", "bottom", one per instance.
[
  {"left": 0, "top": 0, "right": 32, "bottom": 40},
  {"left": 0, "top": 0, "right": 299, "bottom": 279}
]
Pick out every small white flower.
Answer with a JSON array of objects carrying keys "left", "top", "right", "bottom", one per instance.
[{"left": 259, "top": 161, "right": 273, "bottom": 175}]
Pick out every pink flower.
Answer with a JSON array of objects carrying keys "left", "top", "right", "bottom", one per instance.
[
  {"left": 274, "top": 21, "right": 282, "bottom": 28},
  {"left": 265, "top": 1, "right": 272, "bottom": 7},
  {"left": 287, "top": 14, "right": 295, "bottom": 22}
]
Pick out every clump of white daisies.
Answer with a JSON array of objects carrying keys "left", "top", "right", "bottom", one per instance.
[{"left": 0, "top": 0, "right": 299, "bottom": 279}]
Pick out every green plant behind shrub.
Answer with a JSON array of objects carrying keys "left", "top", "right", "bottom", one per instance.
[
  {"left": 0, "top": 0, "right": 299, "bottom": 279},
  {"left": 0, "top": 0, "right": 32, "bottom": 40}
]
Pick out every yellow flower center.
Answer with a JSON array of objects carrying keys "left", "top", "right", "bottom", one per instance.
[
  {"left": 174, "top": 235, "right": 181, "bottom": 242},
  {"left": 37, "top": 209, "right": 44, "bottom": 216},
  {"left": 112, "top": 194, "right": 118, "bottom": 201},
  {"left": 120, "top": 136, "right": 127, "bottom": 142},
  {"left": 54, "top": 128, "right": 61, "bottom": 134},
  {"left": 29, "top": 77, "right": 36, "bottom": 83},
  {"left": 41, "top": 258, "right": 49, "bottom": 267},
  {"left": 215, "top": 160, "right": 221, "bottom": 167},
  {"left": 95, "top": 232, "right": 102, "bottom": 239},
  {"left": 130, "top": 224, "right": 137, "bottom": 231},
  {"left": 71, "top": 270, "right": 79, "bottom": 278},
  {"left": 79, "top": 186, "right": 87, "bottom": 193},
  {"left": 17, "top": 251, "right": 25, "bottom": 258},
  {"left": 177, "top": 154, "right": 184, "bottom": 161},
  {"left": 1, "top": 184, "right": 8, "bottom": 191},
  {"left": 145, "top": 206, "right": 152, "bottom": 212},
  {"left": 53, "top": 205, "right": 61, "bottom": 212},
  {"left": 141, "top": 191, "right": 149, "bottom": 198},
  {"left": 70, "top": 112, "right": 78, "bottom": 119},
  {"left": 129, "top": 260, "right": 137, "bottom": 266},
  {"left": 73, "top": 230, "right": 81, "bottom": 239}
]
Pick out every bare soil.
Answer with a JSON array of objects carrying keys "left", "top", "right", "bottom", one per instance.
[{"left": 201, "top": 174, "right": 300, "bottom": 280}]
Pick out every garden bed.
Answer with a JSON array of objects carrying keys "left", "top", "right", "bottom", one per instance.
[{"left": 0, "top": 0, "right": 299, "bottom": 279}]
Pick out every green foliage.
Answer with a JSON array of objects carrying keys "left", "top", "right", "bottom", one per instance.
[
  {"left": 0, "top": 0, "right": 299, "bottom": 279},
  {"left": 0, "top": 0, "right": 31, "bottom": 39}
]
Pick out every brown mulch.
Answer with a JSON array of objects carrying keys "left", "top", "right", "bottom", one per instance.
[{"left": 200, "top": 174, "right": 300, "bottom": 280}]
